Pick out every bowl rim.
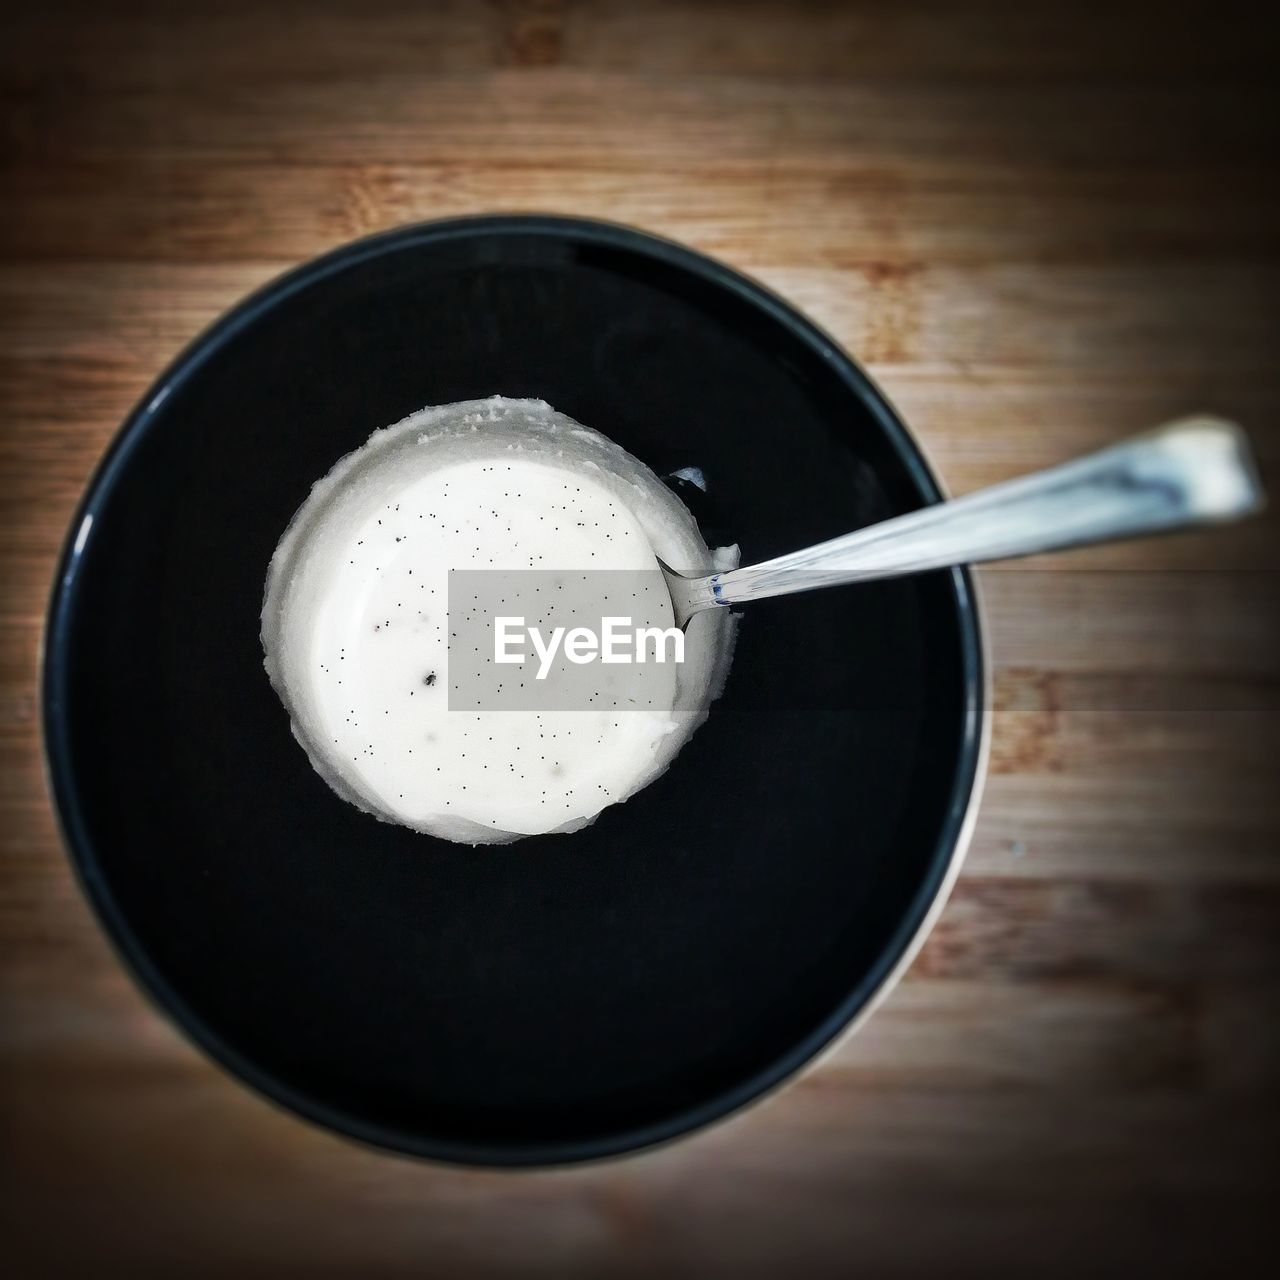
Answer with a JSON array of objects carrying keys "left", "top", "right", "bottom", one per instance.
[{"left": 40, "top": 213, "right": 989, "bottom": 1168}]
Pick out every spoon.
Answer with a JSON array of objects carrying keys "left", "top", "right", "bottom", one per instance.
[{"left": 662, "top": 416, "right": 1265, "bottom": 627}]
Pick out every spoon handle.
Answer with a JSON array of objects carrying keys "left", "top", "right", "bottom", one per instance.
[{"left": 710, "top": 417, "right": 1265, "bottom": 607}]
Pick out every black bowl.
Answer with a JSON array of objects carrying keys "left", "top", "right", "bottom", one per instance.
[{"left": 43, "top": 216, "right": 985, "bottom": 1165}]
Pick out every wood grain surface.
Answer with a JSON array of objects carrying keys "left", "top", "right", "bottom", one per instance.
[{"left": 2, "top": 2, "right": 1278, "bottom": 1275}]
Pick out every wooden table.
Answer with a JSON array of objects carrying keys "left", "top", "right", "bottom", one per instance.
[{"left": 3, "top": 2, "right": 1278, "bottom": 1274}]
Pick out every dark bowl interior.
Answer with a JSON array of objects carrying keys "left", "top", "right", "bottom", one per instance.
[{"left": 43, "top": 216, "right": 983, "bottom": 1165}]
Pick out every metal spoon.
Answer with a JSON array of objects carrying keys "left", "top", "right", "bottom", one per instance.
[{"left": 662, "top": 416, "right": 1265, "bottom": 627}]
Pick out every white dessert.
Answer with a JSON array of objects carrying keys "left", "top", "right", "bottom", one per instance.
[{"left": 261, "top": 397, "right": 735, "bottom": 844}]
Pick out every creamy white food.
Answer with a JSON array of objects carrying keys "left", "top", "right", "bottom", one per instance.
[{"left": 262, "top": 397, "right": 735, "bottom": 844}]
